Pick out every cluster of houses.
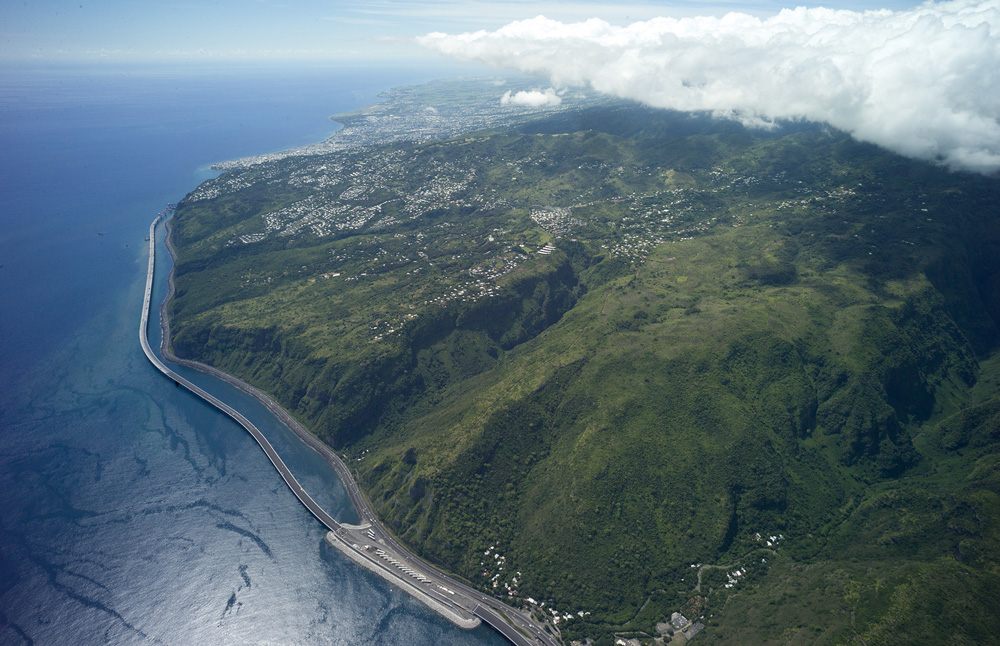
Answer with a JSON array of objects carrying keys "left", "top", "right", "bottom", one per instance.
[
  {"left": 219, "top": 148, "right": 477, "bottom": 245},
  {"left": 480, "top": 545, "right": 521, "bottom": 597},
  {"left": 187, "top": 164, "right": 276, "bottom": 201},
  {"left": 522, "top": 597, "right": 591, "bottom": 627},
  {"left": 530, "top": 206, "right": 583, "bottom": 236}
]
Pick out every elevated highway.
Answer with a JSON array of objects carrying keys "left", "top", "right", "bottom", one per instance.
[
  {"left": 141, "top": 215, "right": 340, "bottom": 532},
  {"left": 141, "top": 215, "right": 560, "bottom": 646}
]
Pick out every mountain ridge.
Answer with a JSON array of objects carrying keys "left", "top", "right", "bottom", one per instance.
[{"left": 167, "top": 91, "right": 1000, "bottom": 644}]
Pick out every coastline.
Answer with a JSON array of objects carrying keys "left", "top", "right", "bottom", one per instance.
[
  {"left": 208, "top": 77, "right": 592, "bottom": 171},
  {"left": 150, "top": 76, "right": 578, "bottom": 641},
  {"left": 324, "top": 530, "right": 480, "bottom": 630},
  {"left": 159, "top": 219, "right": 369, "bottom": 515},
  {"left": 156, "top": 218, "right": 491, "bottom": 633}
]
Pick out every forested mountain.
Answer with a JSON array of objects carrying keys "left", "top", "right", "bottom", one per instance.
[{"left": 169, "top": 93, "right": 1000, "bottom": 645}]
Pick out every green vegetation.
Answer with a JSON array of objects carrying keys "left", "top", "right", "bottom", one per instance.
[{"left": 169, "top": 91, "right": 1000, "bottom": 645}]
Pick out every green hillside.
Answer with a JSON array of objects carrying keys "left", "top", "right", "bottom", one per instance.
[{"left": 168, "top": 99, "right": 1000, "bottom": 645}]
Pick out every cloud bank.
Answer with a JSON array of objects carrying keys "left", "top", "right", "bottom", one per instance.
[
  {"left": 419, "top": 1, "right": 1000, "bottom": 174},
  {"left": 502, "top": 87, "right": 563, "bottom": 106}
]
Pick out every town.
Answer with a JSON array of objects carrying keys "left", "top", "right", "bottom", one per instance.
[
  {"left": 165, "top": 75, "right": 983, "bottom": 646},
  {"left": 210, "top": 77, "right": 613, "bottom": 171},
  {"left": 184, "top": 119, "right": 890, "bottom": 352}
]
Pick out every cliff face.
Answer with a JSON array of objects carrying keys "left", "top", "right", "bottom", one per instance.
[
  {"left": 168, "top": 104, "right": 1000, "bottom": 643},
  {"left": 359, "top": 223, "right": 995, "bottom": 627}
]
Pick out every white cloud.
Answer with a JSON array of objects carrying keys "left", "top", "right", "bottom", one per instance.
[
  {"left": 419, "top": 1, "right": 1000, "bottom": 174},
  {"left": 501, "top": 87, "right": 563, "bottom": 106}
]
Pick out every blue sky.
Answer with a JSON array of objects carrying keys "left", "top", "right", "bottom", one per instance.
[
  {"left": 7, "top": 0, "right": 993, "bottom": 174},
  {"left": 1, "top": 0, "right": 927, "bottom": 64}
]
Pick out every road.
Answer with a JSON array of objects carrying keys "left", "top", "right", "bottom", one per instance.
[
  {"left": 141, "top": 215, "right": 561, "bottom": 646},
  {"left": 140, "top": 216, "right": 340, "bottom": 532}
]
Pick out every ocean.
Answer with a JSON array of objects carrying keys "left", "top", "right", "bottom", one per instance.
[{"left": 0, "top": 62, "right": 507, "bottom": 646}]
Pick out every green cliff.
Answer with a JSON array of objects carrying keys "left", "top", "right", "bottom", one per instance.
[{"left": 168, "top": 91, "right": 1000, "bottom": 644}]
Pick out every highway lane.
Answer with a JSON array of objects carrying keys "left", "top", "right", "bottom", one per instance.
[
  {"left": 474, "top": 605, "right": 535, "bottom": 646},
  {"left": 142, "top": 215, "right": 561, "bottom": 646},
  {"left": 143, "top": 216, "right": 476, "bottom": 622},
  {"left": 141, "top": 216, "right": 339, "bottom": 533},
  {"left": 365, "top": 525, "right": 559, "bottom": 645},
  {"left": 351, "top": 508, "right": 558, "bottom": 646}
]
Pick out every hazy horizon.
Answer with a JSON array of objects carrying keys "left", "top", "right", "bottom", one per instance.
[{"left": 3, "top": 0, "right": 928, "bottom": 64}]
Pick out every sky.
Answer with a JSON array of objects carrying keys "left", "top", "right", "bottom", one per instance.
[
  {"left": 1, "top": 0, "right": 927, "bottom": 63},
  {"left": 422, "top": 0, "right": 1000, "bottom": 173},
  {"left": 4, "top": 0, "right": 997, "bottom": 174}
]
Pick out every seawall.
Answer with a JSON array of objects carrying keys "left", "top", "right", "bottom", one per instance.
[{"left": 324, "top": 531, "right": 481, "bottom": 630}]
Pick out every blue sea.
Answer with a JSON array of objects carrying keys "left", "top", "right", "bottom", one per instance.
[{"left": 0, "top": 62, "right": 507, "bottom": 646}]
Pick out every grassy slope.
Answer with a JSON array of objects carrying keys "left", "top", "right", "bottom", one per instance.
[
  {"left": 360, "top": 219, "right": 998, "bottom": 641},
  {"left": 168, "top": 108, "right": 1000, "bottom": 644},
  {"left": 703, "top": 354, "right": 1000, "bottom": 645},
  {"left": 353, "top": 133, "right": 1000, "bottom": 643}
]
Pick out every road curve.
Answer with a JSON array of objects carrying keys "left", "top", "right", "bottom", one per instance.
[
  {"left": 141, "top": 215, "right": 339, "bottom": 532},
  {"left": 141, "top": 215, "right": 560, "bottom": 646}
]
